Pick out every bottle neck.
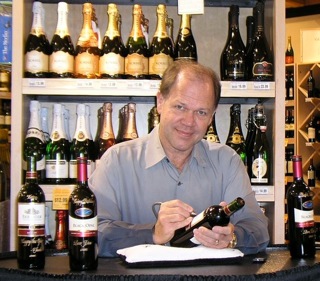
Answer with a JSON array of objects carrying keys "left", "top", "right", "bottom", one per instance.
[
  {"left": 230, "top": 111, "right": 242, "bottom": 132},
  {"left": 31, "top": 9, "right": 45, "bottom": 35},
  {"left": 73, "top": 106, "right": 90, "bottom": 141},
  {"left": 255, "top": 4, "right": 265, "bottom": 33},
  {"left": 105, "top": 12, "right": 120, "bottom": 38},
  {"left": 293, "top": 157, "right": 303, "bottom": 180},
  {"left": 246, "top": 16, "right": 254, "bottom": 47},
  {"left": 55, "top": 10, "right": 69, "bottom": 37},
  {"left": 51, "top": 105, "right": 67, "bottom": 141},
  {"left": 179, "top": 14, "right": 192, "bottom": 35},
  {"left": 77, "top": 4, "right": 98, "bottom": 47},
  {"left": 129, "top": 8, "right": 144, "bottom": 39},
  {"left": 25, "top": 157, "right": 38, "bottom": 183},
  {"left": 223, "top": 197, "right": 245, "bottom": 216},
  {"left": 123, "top": 103, "right": 138, "bottom": 139},
  {"left": 100, "top": 104, "right": 115, "bottom": 139},
  {"left": 28, "top": 108, "right": 42, "bottom": 130},
  {"left": 77, "top": 158, "right": 88, "bottom": 183},
  {"left": 154, "top": 9, "right": 168, "bottom": 38}
]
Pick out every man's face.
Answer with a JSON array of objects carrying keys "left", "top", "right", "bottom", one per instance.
[{"left": 157, "top": 72, "right": 215, "bottom": 155}]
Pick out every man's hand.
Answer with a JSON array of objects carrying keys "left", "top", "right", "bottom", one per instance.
[{"left": 153, "top": 199, "right": 194, "bottom": 245}]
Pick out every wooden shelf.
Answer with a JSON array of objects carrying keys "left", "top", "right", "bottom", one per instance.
[{"left": 0, "top": 92, "right": 10, "bottom": 99}]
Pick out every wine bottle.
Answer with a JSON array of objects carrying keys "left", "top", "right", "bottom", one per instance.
[
  {"left": 96, "top": 102, "right": 115, "bottom": 166},
  {"left": 285, "top": 36, "right": 294, "bottom": 64},
  {"left": 289, "top": 109, "right": 295, "bottom": 138},
  {"left": 148, "top": 4, "right": 174, "bottom": 79},
  {"left": 226, "top": 104, "right": 247, "bottom": 166},
  {"left": 17, "top": 156, "right": 46, "bottom": 269},
  {"left": 23, "top": 100, "right": 46, "bottom": 184},
  {"left": 220, "top": 5, "right": 246, "bottom": 81},
  {"left": 287, "top": 71, "right": 294, "bottom": 100},
  {"left": 54, "top": 210, "right": 68, "bottom": 250},
  {"left": 125, "top": 4, "right": 149, "bottom": 79},
  {"left": 250, "top": 109, "right": 270, "bottom": 185},
  {"left": 170, "top": 197, "right": 245, "bottom": 248},
  {"left": 49, "top": 2, "right": 75, "bottom": 78},
  {"left": 287, "top": 148, "right": 294, "bottom": 176},
  {"left": 40, "top": 107, "right": 50, "bottom": 144},
  {"left": 100, "top": 3, "right": 127, "bottom": 79},
  {"left": 307, "top": 70, "right": 315, "bottom": 98},
  {"left": 245, "top": 16, "right": 254, "bottom": 52},
  {"left": 117, "top": 103, "right": 139, "bottom": 143},
  {"left": 308, "top": 158, "right": 316, "bottom": 189},
  {"left": 63, "top": 106, "right": 71, "bottom": 142},
  {"left": 45, "top": 103, "right": 70, "bottom": 184},
  {"left": 24, "top": 1, "right": 52, "bottom": 78},
  {"left": 307, "top": 116, "right": 316, "bottom": 143},
  {"left": 44, "top": 205, "right": 54, "bottom": 249},
  {"left": 286, "top": 155, "right": 315, "bottom": 258},
  {"left": 246, "top": 2, "right": 273, "bottom": 81},
  {"left": 245, "top": 108, "right": 255, "bottom": 149},
  {"left": 68, "top": 157, "right": 98, "bottom": 271},
  {"left": 204, "top": 114, "right": 220, "bottom": 143},
  {"left": 174, "top": 14, "right": 197, "bottom": 61},
  {"left": 74, "top": 3, "right": 100, "bottom": 79},
  {"left": 85, "top": 104, "right": 97, "bottom": 166},
  {"left": 0, "top": 129, "right": 9, "bottom": 201},
  {"left": 69, "top": 104, "right": 96, "bottom": 184},
  {"left": 148, "top": 106, "right": 160, "bottom": 133},
  {"left": 285, "top": 109, "right": 291, "bottom": 139}
]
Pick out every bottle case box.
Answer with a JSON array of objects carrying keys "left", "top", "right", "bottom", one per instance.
[{"left": 0, "top": 10, "right": 12, "bottom": 64}]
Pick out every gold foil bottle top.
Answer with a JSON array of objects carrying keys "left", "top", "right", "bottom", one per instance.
[
  {"left": 157, "top": 4, "right": 167, "bottom": 16},
  {"left": 129, "top": 4, "right": 144, "bottom": 38},
  {"left": 180, "top": 14, "right": 192, "bottom": 36},
  {"left": 108, "top": 3, "right": 118, "bottom": 15},
  {"left": 154, "top": 4, "right": 168, "bottom": 38},
  {"left": 133, "top": 4, "right": 142, "bottom": 16},
  {"left": 83, "top": 2, "right": 93, "bottom": 15}
]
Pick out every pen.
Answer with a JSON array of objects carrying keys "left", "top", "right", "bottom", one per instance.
[{"left": 190, "top": 211, "right": 197, "bottom": 217}]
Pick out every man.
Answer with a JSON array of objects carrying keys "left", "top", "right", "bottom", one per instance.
[{"left": 89, "top": 60, "right": 269, "bottom": 257}]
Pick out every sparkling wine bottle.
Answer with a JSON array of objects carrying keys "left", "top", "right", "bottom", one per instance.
[
  {"left": 204, "top": 114, "right": 220, "bottom": 143},
  {"left": 286, "top": 155, "right": 315, "bottom": 258},
  {"left": 245, "top": 16, "right": 254, "bottom": 52},
  {"left": 45, "top": 103, "right": 70, "bottom": 184},
  {"left": 285, "top": 36, "right": 294, "bottom": 64},
  {"left": 68, "top": 157, "right": 98, "bottom": 271},
  {"left": 117, "top": 103, "right": 139, "bottom": 143},
  {"left": 69, "top": 104, "right": 96, "bottom": 184},
  {"left": 96, "top": 102, "right": 115, "bottom": 166},
  {"left": 100, "top": 3, "right": 127, "bottom": 79},
  {"left": 125, "top": 4, "right": 149, "bottom": 79},
  {"left": 246, "top": 2, "right": 273, "bottom": 81},
  {"left": 148, "top": 4, "right": 174, "bottom": 79},
  {"left": 54, "top": 210, "right": 68, "bottom": 250},
  {"left": 17, "top": 156, "right": 46, "bottom": 269},
  {"left": 220, "top": 5, "right": 246, "bottom": 81},
  {"left": 23, "top": 100, "right": 46, "bottom": 184},
  {"left": 40, "top": 107, "right": 50, "bottom": 144},
  {"left": 49, "top": 2, "right": 75, "bottom": 78},
  {"left": 308, "top": 158, "right": 316, "bottom": 189},
  {"left": 226, "top": 104, "right": 247, "bottom": 166},
  {"left": 148, "top": 106, "right": 160, "bottom": 133},
  {"left": 74, "top": 3, "right": 100, "bottom": 78},
  {"left": 174, "top": 14, "right": 197, "bottom": 61},
  {"left": 170, "top": 197, "right": 245, "bottom": 248},
  {"left": 24, "top": 1, "right": 52, "bottom": 78}
]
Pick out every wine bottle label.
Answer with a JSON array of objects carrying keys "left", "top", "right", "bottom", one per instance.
[
  {"left": 25, "top": 50, "right": 49, "bottom": 73},
  {"left": 25, "top": 127, "right": 45, "bottom": 142},
  {"left": 46, "top": 159, "right": 69, "bottom": 179},
  {"left": 308, "top": 128, "right": 315, "bottom": 140},
  {"left": 149, "top": 54, "right": 173, "bottom": 76},
  {"left": 125, "top": 53, "right": 148, "bottom": 75},
  {"left": 75, "top": 52, "right": 99, "bottom": 76},
  {"left": 287, "top": 160, "right": 293, "bottom": 174},
  {"left": 289, "top": 88, "right": 294, "bottom": 98},
  {"left": 69, "top": 216, "right": 97, "bottom": 234},
  {"left": 251, "top": 158, "right": 268, "bottom": 183},
  {"left": 190, "top": 210, "right": 205, "bottom": 228},
  {"left": 294, "top": 207, "right": 314, "bottom": 228},
  {"left": 69, "top": 159, "right": 95, "bottom": 179},
  {"left": 252, "top": 61, "right": 273, "bottom": 77},
  {"left": 50, "top": 51, "right": 74, "bottom": 73},
  {"left": 308, "top": 170, "right": 315, "bottom": 180},
  {"left": 99, "top": 52, "right": 125, "bottom": 75},
  {"left": 224, "top": 66, "right": 245, "bottom": 79},
  {"left": 18, "top": 203, "right": 45, "bottom": 226}
]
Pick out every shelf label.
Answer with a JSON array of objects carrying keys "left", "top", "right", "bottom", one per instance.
[
  {"left": 52, "top": 186, "right": 73, "bottom": 210},
  {"left": 149, "top": 81, "right": 161, "bottom": 90},
  {"left": 229, "top": 82, "right": 248, "bottom": 90},
  {"left": 252, "top": 186, "right": 271, "bottom": 195},
  {"left": 28, "top": 79, "right": 46, "bottom": 87},
  {"left": 100, "top": 80, "right": 118, "bottom": 89},
  {"left": 76, "top": 80, "right": 94, "bottom": 88},
  {"left": 127, "top": 80, "right": 144, "bottom": 89},
  {"left": 253, "top": 82, "right": 271, "bottom": 90}
]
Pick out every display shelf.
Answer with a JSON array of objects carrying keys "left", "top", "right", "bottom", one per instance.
[{"left": 0, "top": 92, "right": 10, "bottom": 99}]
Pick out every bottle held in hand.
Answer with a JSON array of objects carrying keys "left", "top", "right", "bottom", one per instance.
[{"left": 170, "top": 197, "right": 245, "bottom": 248}]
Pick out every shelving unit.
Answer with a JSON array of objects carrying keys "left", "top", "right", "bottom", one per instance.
[{"left": 11, "top": 0, "right": 286, "bottom": 250}]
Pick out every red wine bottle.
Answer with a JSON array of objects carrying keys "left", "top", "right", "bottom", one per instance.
[
  {"left": 54, "top": 210, "right": 68, "bottom": 250},
  {"left": 307, "top": 158, "right": 316, "bottom": 189},
  {"left": 24, "top": 1, "right": 52, "bottom": 78},
  {"left": 220, "top": 5, "right": 246, "bottom": 81},
  {"left": 68, "top": 157, "right": 98, "bottom": 271},
  {"left": 285, "top": 36, "right": 294, "bottom": 64},
  {"left": 286, "top": 155, "right": 315, "bottom": 258},
  {"left": 49, "top": 2, "right": 75, "bottom": 78},
  {"left": 170, "top": 197, "right": 245, "bottom": 248},
  {"left": 17, "top": 156, "right": 46, "bottom": 269}
]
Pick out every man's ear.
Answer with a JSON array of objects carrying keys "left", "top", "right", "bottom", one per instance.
[{"left": 156, "top": 91, "right": 164, "bottom": 114}]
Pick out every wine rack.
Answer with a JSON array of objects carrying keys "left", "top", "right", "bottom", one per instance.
[{"left": 11, "top": 0, "right": 286, "bottom": 250}]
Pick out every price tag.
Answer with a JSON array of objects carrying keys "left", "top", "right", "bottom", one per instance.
[
  {"left": 100, "top": 80, "right": 118, "bottom": 89},
  {"left": 52, "top": 186, "right": 73, "bottom": 210},
  {"left": 127, "top": 80, "right": 144, "bottom": 89},
  {"left": 178, "top": 0, "right": 204, "bottom": 14},
  {"left": 253, "top": 82, "right": 271, "bottom": 90},
  {"left": 28, "top": 79, "right": 46, "bottom": 87},
  {"left": 149, "top": 81, "right": 161, "bottom": 90},
  {"left": 76, "top": 80, "right": 94, "bottom": 88},
  {"left": 252, "top": 186, "right": 270, "bottom": 195},
  {"left": 230, "top": 82, "right": 248, "bottom": 90}
]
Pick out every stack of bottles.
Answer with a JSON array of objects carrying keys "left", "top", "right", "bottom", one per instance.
[{"left": 24, "top": 1, "right": 197, "bottom": 80}]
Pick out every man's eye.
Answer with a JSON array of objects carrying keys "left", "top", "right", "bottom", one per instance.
[
  {"left": 175, "top": 105, "right": 185, "bottom": 111},
  {"left": 197, "top": 110, "right": 207, "bottom": 117}
]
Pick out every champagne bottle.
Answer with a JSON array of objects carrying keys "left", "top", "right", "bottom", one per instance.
[
  {"left": 285, "top": 36, "right": 294, "bottom": 64},
  {"left": 246, "top": 2, "right": 273, "bottom": 81},
  {"left": 286, "top": 155, "right": 315, "bottom": 258},
  {"left": 170, "top": 197, "right": 245, "bottom": 248},
  {"left": 85, "top": 104, "right": 96, "bottom": 166},
  {"left": 40, "top": 107, "right": 50, "bottom": 144},
  {"left": 74, "top": 3, "right": 100, "bottom": 78},
  {"left": 204, "top": 114, "right": 220, "bottom": 143},
  {"left": 17, "top": 156, "right": 46, "bottom": 269},
  {"left": 100, "top": 3, "right": 127, "bottom": 79},
  {"left": 308, "top": 158, "right": 316, "bottom": 189},
  {"left": 125, "top": 4, "right": 149, "bottom": 79},
  {"left": 68, "top": 157, "right": 98, "bottom": 271},
  {"left": 96, "top": 102, "right": 115, "bottom": 166},
  {"left": 220, "top": 5, "right": 246, "bottom": 81},
  {"left": 63, "top": 106, "right": 71, "bottom": 142},
  {"left": 69, "top": 104, "right": 96, "bottom": 184},
  {"left": 23, "top": 100, "right": 46, "bottom": 184},
  {"left": 226, "top": 104, "right": 247, "bottom": 166},
  {"left": 174, "top": 14, "right": 197, "bottom": 61},
  {"left": 49, "top": 2, "right": 75, "bottom": 78},
  {"left": 245, "top": 108, "right": 255, "bottom": 149},
  {"left": 148, "top": 4, "right": 174, "bottom": 79},
  {"left": 24, "top": 1, "right": 52, "bottom": 78},
  {"left": 54, "top": 210, "right": 68, "bottom": 250},
  {"left": 307, "top": 70, "right": 315, "bottom": 98},
  {"left": 148, "top": 106, "right": 160, "bottom": 133},
  {"left": 45, "top": 103, "right": 70, "bottom": 184},
  {"left": 117, "top": 103, "right": 139, "bottom": 143},
  {"left": 245, "top": 16, "right": 255, "bottom": 52},
  {"left": 250, "top": 109, "right": 270, "bottom": 185}
]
